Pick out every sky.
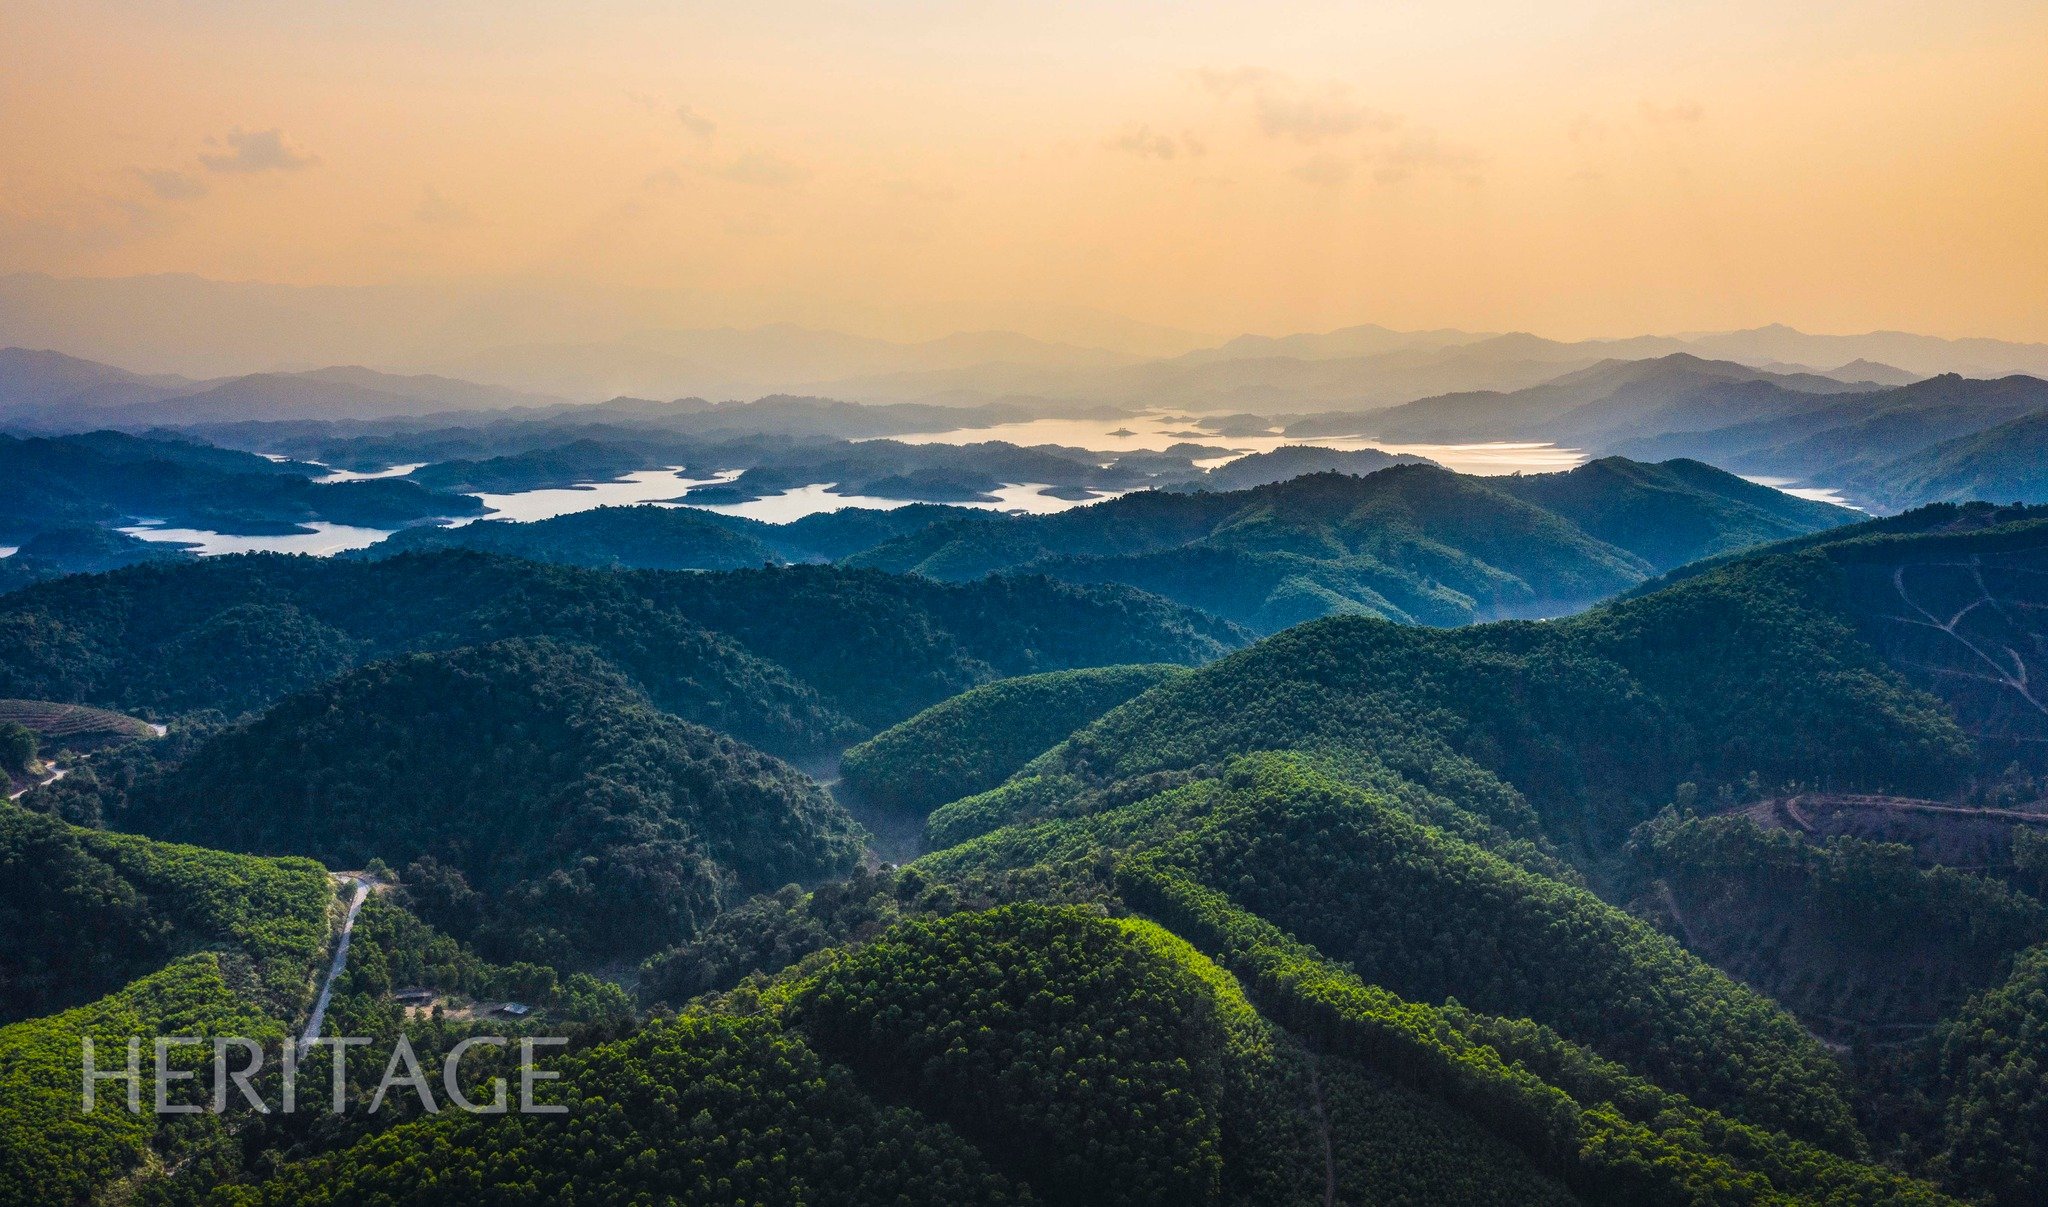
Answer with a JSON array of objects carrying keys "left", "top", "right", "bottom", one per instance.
[{"left": 3, "top": 0, "right": 2046, "bottom": 347}]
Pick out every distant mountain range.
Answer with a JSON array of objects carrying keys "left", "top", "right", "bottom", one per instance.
[
  {"left": 0, "top": 347, "right": 568, "bottom": 427},
  {"left": 8, "top": 272, "right": 2048, "bottom": 411},
  {"left": 334, "top": 456, "right": 1856, "bottom": 634}
]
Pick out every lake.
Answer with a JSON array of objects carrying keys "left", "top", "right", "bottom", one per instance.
[
  {"left": 883, "top": 412, "right": 1589, "bottom": 477},
  {"left": 114, "top": 426, "right": 1593, "bottom": 557}
]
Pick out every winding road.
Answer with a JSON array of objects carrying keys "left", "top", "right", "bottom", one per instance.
[{"left": 5, "top": 762, "right": 67, "bottom": 801}]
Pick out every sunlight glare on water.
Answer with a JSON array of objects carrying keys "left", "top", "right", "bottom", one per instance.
[{"left": 879, "top": 412, "right": 1585, "bottom": 477}]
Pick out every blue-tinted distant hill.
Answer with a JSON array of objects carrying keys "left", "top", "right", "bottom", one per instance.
[
  {"left": 0, "top": 429, "right": 482, "bottom": 543},
  {"left": 845, "top": 458, "right": 1857, "bottom": 632}
]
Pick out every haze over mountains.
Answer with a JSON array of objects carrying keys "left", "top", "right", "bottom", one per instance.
[
  {"left": 9, "top": 284, "right": 2048, "bottom": 1204},
  {"left": 7, "top": 273, "right": 2048, "bottom": 416}
]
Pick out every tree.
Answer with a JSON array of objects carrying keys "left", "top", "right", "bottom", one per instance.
[{"left": 0, "top": 723, "right": 35, "bottom": 776}]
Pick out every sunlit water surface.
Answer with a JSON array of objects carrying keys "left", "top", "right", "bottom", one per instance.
[
  {"left": 882, "top": 412, "right": 1588, "bottom": 477},
  {"left": 106, "top": 419, "right": 1705, "bottom": 557}
]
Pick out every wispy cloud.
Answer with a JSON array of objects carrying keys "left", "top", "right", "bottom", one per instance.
[
  {"left": 1370, "top": 133, "right": 1483, "bottom": 185},
  {"left": 1108, "top": 125, "right": 1190, "bottom": 160},
  {"left": 675, "top": 104, "right": 717, "bottom": 139},
  {"left": 199, "top": 127, "right": 317, "bottom": 173},
  {"left": 131, "top": 168, "right": 208, "bottom": 201},
  {"left": 1255, "top": 86, "right": 1396, "bottom": 144},
  {"left": 1199, "top": 68, "right": 1395, "bottom": 144},
  {"left": 629, "top": 90, "right": 718, "bottom": 139}
]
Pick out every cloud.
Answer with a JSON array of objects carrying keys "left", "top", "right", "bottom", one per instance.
[
  {"left": 1255, "top": 86, "right": 1396, "bottom": 144},
  {"left": 707, "top": 153, "right": 810, "bottom": 187},
  {"left": 628, "top": 90, "right": 717, "bottom": 139},
  {"left": 675, "top": 104, "right": 717, "bottom": 139},
  {"left": 200, "top": 127, "right": 317, "bottom": 173},
  {"left": 1109, "top": 125, "right": 1184, "bottom": 160},
  {"left": 1198, "top": 68, "right": 1395, "bottom": 145},
  {"left": 1369, "top": 133, "right": 1483, "bottom": 185},
  {"left": 131, "top": 168, "right": 208, "bottom": 201},
  {"left": 1640, "top": 99, "right": 1705, "bottom": 125},
  {"left": 414, "top": 187, "right": 471, "bottom": 227},
  {"left": 1289, "top": 154, "right": 1353, "bottom": 188}
]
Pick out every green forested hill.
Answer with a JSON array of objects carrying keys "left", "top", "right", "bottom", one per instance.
[
  {"left": 358, "top": 504, "right": 791, "bottom": 570},
  {"left": 12, "top": 504, "right": 2048, "bottom": 1205},
  {"left": 114, "top": 639, "right": 866, "bottom": 963},
  {"left": 1844, "top": 409, "right": 2048, "bottom": 511},
  {"left": 1489, "top": 456, "right": 1854, "bottom": 569},
  {"left": 233, "top": 899, "right": 1951, "bottom": 1206},
  {"left": 840, "top": 460, "right": 1854, "bottom": 633},
  {"left": 0, "top": 805, "right": 333, "bottom": 1204},
  {"left": 328, "top": 457, "right": 1857, "bottom": 636},
  {"left": 352, "top": 501, "right": 994, "bottom": 569},
  {"left": 221, "top": 1011, "right": 1035, "bottom": 1207},
  {"left": 0, "top": 803, "right": 330, "bottom": 1022},
  {"left": 839, "top": 664, "right": 1189, "bottom": 816},
  {"left": 926, "top": 758, "right": 1861, "bottom": 1147},
  {"left": 937, "top": 541, "right": 1971, "bottom": 854},
  {"left": 0, "top": 430, "right": 482, "bottom": 544},
  {"left": 0, "top": 551, "right": 1241, "bottom": 755},
  {"left": 1630, "top": 810, "right": 2048, "bottom": 1035}
]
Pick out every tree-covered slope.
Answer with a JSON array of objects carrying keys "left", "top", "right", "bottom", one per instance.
[
  {"left": 1844, "top": 408, "right": 2048, "bottom": 511},
  {"left": 1628, "top": 810, "right": 2048, "bottom": 1037},
  {"left": 0, "top": 525, "right": 195, "bottom": 597},
  {"left": 633, "top": 565, "right": 1243, "bottom": 731},
  {"left": 945, "top": 543, "right": 1971, "bottom": 856},
  {"left": 0, "top": 551, "right": 1241, "bottom": 755},
  {"left": 1927, "top": 942, "right": 2048, "bottom": 1206},
  {"left": 0, "top": 430, "right": 482, "bottom": 543},
  {"left": 839, "top": 664, "right": 1189, "bottom": 816},
  {"left": 1490, "top": 456, "right": 1858, "bottom": 569},
  {"left": 220, "top": 1011, "right": 1033, "bottom": 1207},
  {"left": 0, "top": 806, "right": 333, "bottom": 1205},
  {"left": 232, "top": 904, "right": 1592, "bottom": 1207},
  {"left": 356, "top": 504, "right": 790, "bottom": 570},
  {"left": 928, "top": 757, "right": 1861, "bottom": 1148},
  {"left": 0, "top": 803, "right": 331, "bottom": 1023},
  {"left": 844, "top": 461, "right": 1850, "bottom": 633},
  {"left": 116, "top": 639, "right": 865, "bottom": 963}
]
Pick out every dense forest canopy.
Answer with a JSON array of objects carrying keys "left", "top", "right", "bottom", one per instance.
[
  {"left": 2, "top": 486, "right": 2046, "bottom": 1203},
  {"left": 112, "top": 639, "right": 866, "bottom": 963},
  {"left": 0, "top": 552, "right": 1241, "bottom": 755}
]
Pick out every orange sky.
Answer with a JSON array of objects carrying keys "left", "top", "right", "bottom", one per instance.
[{"left": 3, "top": 0, "right": 2045, "bottom": 346}]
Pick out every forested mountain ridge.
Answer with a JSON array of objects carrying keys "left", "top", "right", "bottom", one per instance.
[
  {"left": 1611, "top": 373, "right": 2048, "bottom": 509},
  {"left": 107, "top": 639, "right": 866, "bottom": 964},
  {"left": 9, "top": 494, "right": 2048, "bottom": 1202},
  {"left": 0, "top": 429, "right": 483, "bottom": 543},
  {"left": 0, "top": 552, "right": 1242, "bottom": 755},
  {"left": 841, "top": 458, "right": 1856, "bottom": 633},
  {"left": 230, "top": 898, "right": 1952, "bottom": 1206},
  {"left": 840, "top": 664, "right": 1191, "bottom": 817},
  {"left": 1630, "top": 503, "right": 2048, "bottom": 763},
  {"left": 0, "top": 803, "right": 335, "bottom": 1203},
  {"left": 934, "top": 525, "right": 1978, "bottom": 856},
  {"left": 317, "top": 455, "right": 1859, "bottom": 635}
]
